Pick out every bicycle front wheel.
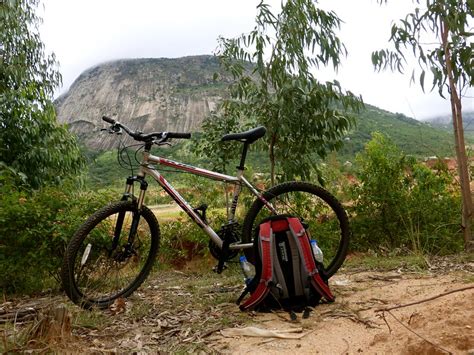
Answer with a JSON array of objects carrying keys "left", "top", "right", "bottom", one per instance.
[
  {"left": 61, "top": 201, "right": 160, "bottom": 309},
  {"left": 242, "top": 181, "right": 350, "bottom": 278}
]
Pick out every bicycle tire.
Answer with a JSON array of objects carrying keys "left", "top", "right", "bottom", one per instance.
[
  {"left": 242, "top": 181, "right": 350, "bottom": 278},
  {"left": 61, "top": 201, "right": 160, "bottom": 309}
]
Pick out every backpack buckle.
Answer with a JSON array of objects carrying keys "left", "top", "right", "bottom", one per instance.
[{"left": 295, "top": 229, "right": 305, "bottom": 237}]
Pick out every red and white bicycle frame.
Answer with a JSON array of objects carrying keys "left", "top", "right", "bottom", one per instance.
[{"left": 127, "top": 150, "right": 277, "bottom": 251}]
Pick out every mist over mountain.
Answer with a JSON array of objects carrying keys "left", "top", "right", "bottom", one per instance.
[{"left": 423, "top": 112, "right": 474, "bottom": 133}]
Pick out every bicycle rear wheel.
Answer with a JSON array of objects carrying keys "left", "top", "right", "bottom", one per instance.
[
  {"left": 242, "top": 181, "right": 349, "bottom": 278},
  {"left": 61, "top": 201, "right": 160, "bottom": 309}
]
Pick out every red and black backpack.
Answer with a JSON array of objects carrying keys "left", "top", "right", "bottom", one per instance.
[{"left": 237, "top": 215, "right": 334, "bottom": 315}]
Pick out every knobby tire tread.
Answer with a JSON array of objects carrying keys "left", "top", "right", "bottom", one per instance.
[{"left": 61, "top": 201, "right": 160, "bottom": 309}]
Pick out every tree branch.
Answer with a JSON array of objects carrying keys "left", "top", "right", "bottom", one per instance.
[{"left": 375, "top": 284, "right": 474, "bottom": 312}]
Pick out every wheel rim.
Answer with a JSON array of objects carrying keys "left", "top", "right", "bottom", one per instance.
[{"left": 71, "top": 208, "right": 155, "bottom": 305}]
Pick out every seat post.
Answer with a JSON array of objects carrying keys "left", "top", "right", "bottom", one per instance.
[{"left": 237, "top": 142, "right": 250, "bottom": 171}]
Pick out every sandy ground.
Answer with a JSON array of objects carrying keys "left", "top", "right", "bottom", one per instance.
[
  {"left": 211, "top": 269, "right": 474, "bottom": 354},
  {"left": 2, "top": 259, "right": 473, "bottom": 354}
]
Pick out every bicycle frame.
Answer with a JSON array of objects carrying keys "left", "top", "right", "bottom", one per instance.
[{"left": 126, "top": 149, "right": 277, "bottom": 251}]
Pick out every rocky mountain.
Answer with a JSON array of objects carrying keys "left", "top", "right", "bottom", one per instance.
[
  {"left": 56, "top": 55, "right": 457, "bottom": 158},
  {"left": 55, "top": 55, "right": 229, "bottom": 150}
]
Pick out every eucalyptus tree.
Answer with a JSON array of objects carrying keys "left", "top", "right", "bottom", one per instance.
[
  {"left": 0, "top": 0, "right": 83, "bottom": 188},
  {"left": 372, "top": 0, "right": 473, "bottom": 250},
  {"left": 214, "top": 0, "right": 362, "bottom": 185}
]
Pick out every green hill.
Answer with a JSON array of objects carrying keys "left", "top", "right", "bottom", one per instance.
[
  {"left": 83, "top": 103, "right": 457, "bottom": 187},
  {"left": 339, "top": 105, "right": 456, "bottom": 160}
]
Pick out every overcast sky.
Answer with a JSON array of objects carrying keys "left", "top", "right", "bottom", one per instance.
[{"left": 38, "top": 0, "right": 473, "bottom": 120}]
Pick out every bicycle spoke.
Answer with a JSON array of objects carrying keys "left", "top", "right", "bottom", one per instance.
[{"left": 62, "top": 202, "right": 159, "bottom": 308}]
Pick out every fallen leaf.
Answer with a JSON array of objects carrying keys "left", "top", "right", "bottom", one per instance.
[{"left": 110, "top": 298, "right": 126, "bottom": 315}]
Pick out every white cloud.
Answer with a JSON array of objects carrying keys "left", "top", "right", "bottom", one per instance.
[{"left": 38, "top": 0, "right": 473, "bottom": 119}]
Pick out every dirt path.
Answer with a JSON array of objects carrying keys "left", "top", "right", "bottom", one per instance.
[
  {"left": 2, "top": 258, "right": 473, "bottom": 354},
  {"left": 212, "top": 270, "right": 474, "bottom": 354}
]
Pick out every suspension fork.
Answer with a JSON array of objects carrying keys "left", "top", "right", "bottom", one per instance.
[{"left": 110, "top": 176, "right": 148, "bottom": 254}]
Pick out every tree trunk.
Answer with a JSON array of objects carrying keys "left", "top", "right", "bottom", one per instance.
[
  {"left": 269, "top": 132, "right": 277, "bottom": 186},
  {"left": 441, "top": 19, "right": 473, "bottom": 251}
]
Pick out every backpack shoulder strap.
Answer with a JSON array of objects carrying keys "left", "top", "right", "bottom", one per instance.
[
  {"left": 287, "top": 217, "right": 335, "bottom": 303},
  {"left": 239, "top": 220, "right": 274, "bottom": 311}
]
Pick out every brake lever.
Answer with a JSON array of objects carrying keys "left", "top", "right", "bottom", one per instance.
[
  {"left": 154, "top": 140, "right": 171, "bottom": 147},
  {"left": 153, "top": 132, "right": 169, "bottom": 146},
  {"left": 100, "top": 126, "right": 122, "bottom": 135}
]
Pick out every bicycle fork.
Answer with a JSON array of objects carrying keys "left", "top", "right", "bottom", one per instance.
[{"left": 110, "top": 176, "right": 148, "bottom": 258}]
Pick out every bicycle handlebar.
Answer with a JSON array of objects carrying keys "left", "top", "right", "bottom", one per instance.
[
  {"left": 102, "top": 116, "right": 191, "bottom": 142},
  {"left": 102, "top": 116, "right": 116, "bottom": 124},
  {"left": 166, "top": 132, "right": 192, "bottom": 139}
]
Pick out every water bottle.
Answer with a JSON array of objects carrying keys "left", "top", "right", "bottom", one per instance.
[
  {"left": 310, "top": 239, "right": 324, "bottom": 263},
  {"left": 239, "top": 255, "right": 254, "bottom": 285}
]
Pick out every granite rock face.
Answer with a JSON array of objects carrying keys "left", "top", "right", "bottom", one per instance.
[{"left": 55, "top": 55, "right": 229, "bottom": 150}]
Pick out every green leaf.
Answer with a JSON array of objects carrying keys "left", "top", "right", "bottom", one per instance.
[{"left": 419, "top": 70, "right": 426, "bottom": 92}]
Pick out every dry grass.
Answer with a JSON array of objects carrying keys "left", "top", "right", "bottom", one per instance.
[
  {"left": 1, "top": 258, "right": 250, "bottom": 353},
  {"left": 2, "top": 253, "right": 473, "bottom": 353}
]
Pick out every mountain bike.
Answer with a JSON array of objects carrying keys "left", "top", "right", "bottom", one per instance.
[{"left": 61, "top": 116, "right": 350, "bottom": 309}]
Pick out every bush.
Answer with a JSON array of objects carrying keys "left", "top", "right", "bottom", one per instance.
[
  {"left": 0, "top": 182, "right": 113, "bottom": 294},
  {"left": 349, "top": 133, "right": 462, "bottom": 254},
  {"left": 158, "top": 217, "right": 209, "bottom": 268},
  {"left": 157, "top": 205, "right": 231, "bottom": 268}
]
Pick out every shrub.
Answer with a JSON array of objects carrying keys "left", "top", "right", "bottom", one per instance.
[
  {"left": 349, "top": 133, "right": 462, "bottom": 254},
  {"left": 157, "top": 206, "right": 230, "bottom": 268},
  {"left": 0, "top": 182, "right": 113, "bottom": 294},
  {"left": 158, "top": 217, "right": 209, "bottom": 268}
]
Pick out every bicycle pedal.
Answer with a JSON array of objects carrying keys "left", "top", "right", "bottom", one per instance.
[
  {"left": 303, "top": 307, "right": 311, "bottom": 319},
  {"left": 212, "top": 263, "right": 227, "bottom": 274}
]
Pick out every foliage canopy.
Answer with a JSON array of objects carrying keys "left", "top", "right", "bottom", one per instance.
[
  {"left": 206, "top": 0, "right": 363, "bottom": 184},
  {"left": 0, "top": 0, "right": 83, "bottom": 188},
  {"left": 372, "top": 0, "right": 473, "bottom": 95}
]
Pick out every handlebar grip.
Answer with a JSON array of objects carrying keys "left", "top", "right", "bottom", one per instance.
[
  {"left": 102, "top": 116, "right": 116, "bottom": 124},
  {"left": 167, "top": 132, "right": 191, "bottom": 139}
]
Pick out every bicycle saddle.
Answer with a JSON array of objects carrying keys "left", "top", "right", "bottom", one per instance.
[{"left": 221, "top": 126, "right": 266, "bottom": 144}]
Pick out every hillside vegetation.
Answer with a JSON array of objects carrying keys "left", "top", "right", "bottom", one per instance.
[
  {"left": 83, "top": 103, "right": 458, "bottom": 188},
  {"left": 340, "top": 106, "right": 457, "bottom": 159}
]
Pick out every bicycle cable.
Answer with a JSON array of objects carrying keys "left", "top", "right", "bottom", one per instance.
[
  {"left": 113, "top": 139, "right": 199, "bottom": 176},
  {"left": 117, "top": 140, "right": 133, "bottom": 175}
]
